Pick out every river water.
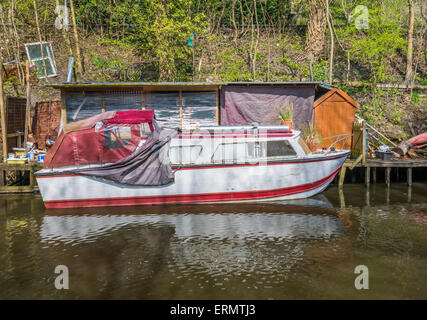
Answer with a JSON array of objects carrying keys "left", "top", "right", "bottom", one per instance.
[{"left": 0, "top": 183, "right": 426, "bottom": 300}]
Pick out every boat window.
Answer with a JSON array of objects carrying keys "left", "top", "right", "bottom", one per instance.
[
  {"left": 105, "top": 126, "right": 132, "bottom": 149},
  {"left": 266, "top": 140, "right": 297, "bottom": 158},
  {"left": 140, "top": 123, "right": 152, "bottom": 137},
  {"left": 169, "top": 145, "right": 202, "bottom": 164},
  {"left": 212, "top": 143, "right": 248, "bottom": 163}
]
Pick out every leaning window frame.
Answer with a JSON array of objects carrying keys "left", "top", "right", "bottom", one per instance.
[{"left": 24, "top": 42, "right": 58, "bottom": 79}]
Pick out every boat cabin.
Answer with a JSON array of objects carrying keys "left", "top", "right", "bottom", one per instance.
[{"left": 168, "top": 125, "right": 309, "bottom": 166}]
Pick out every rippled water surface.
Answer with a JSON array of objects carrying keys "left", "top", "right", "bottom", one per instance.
[{"left": 0, "top": 183, "right": 426, "bottom": 299}]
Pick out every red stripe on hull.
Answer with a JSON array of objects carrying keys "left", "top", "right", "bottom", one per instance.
[
  {"left": 37, "top": 155, "right": 346, "bottom": 178},
  {"left": 44, "top": 166, "right": 341, "bottom": 209}
]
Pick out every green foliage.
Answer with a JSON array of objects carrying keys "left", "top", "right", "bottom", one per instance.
[
  {"left": 217, "top": 46, "right": 251, "bottom": 81},
  {"left": 335, "top": 0, "right": 407, "bottom": 83}
]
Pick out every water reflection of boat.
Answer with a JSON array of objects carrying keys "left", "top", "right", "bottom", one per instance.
[{"left": 40, "top": 195, "right": 345, "bottom": 243}]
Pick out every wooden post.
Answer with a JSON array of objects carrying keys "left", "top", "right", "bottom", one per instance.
[
  {"left": 24, "top": 60, "right": 31, "bottom": 147},
  {"left": 101, "top": 96, "right": 105, "bottom": 113},
  {"left": 215, "top": 87, "right": 219, "bottom": 125},
  {"left": 0, "top": 57, "right": 7, "bottom": 161},
  {"left": 365, "top": 166, "right": 370, "bottom": 186},
  {"left": 338, "top": 166, "right": 346, "bottom": 189},
  {"left": 179, "top": 90, "right": 183, "bottom": 130},
  {"left": 338, "top": 187, "right": 345, "bottom": 208},
  {"left": 386, "top": 185, "right": 390, "bottom": 205},
  {"left": 407, "top": 167, "right": 412, "bottom": 186},
  {"left": 385, "top": 167, "right": 391, "bottom": 187},
  {"left": 362, "top": 121, "right": 366, "bottom": 166},
  {"left": 29, "top": 166, "right": 36, "bottom": 188},
  {"left": 366, "top": 186, "right": 370, "bottom": 207},
  {"left": 373, "top": 167, "right": 377, "bottom": 183}
]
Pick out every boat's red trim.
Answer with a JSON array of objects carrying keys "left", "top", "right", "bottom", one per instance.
[
  {"left": 37, "top": 155, "right": 346, "bottom": 178},
  {"left": 44, "top": 166, "right": 341, "bottom": 208},
  {"left": 176, "top": 134, "right": 294, "bottom": 139}
]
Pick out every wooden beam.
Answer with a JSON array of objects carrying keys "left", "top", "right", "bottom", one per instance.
[
  {"left": 338, "top": 188, "right": 345, "bottom": 208},
  {"left": 407, "top": 167, "right": 412, "bottom": 186},
  {"left": 349, "top": 154, "right": 363, "bottom": 170},
  {"left": 338, "top": 166, "right": 346, "bottom": 188},
  {"left": 0, "top": 56, "right": 7, "bottom": 161},
  {"left": 215, "top": 87, "right": 219, "bottom": 125},
  {"left": 179, "top": 89, "right": 183, "bottom": 130},
  {"left": 362, "top": 121, "right": 366, "bottom": 166},
  {"left": 365, "top": 166, "right": 370, "bottom": 186},
  {"left": 6, "top": 133, "right": 24, "bottom": 138},
  {"left": 385, "top": 167, "right": 391, "bottom": 187},
  {"left": 373, "top": 167, "right": 377, "bottom": 183},
  {"left": 24, "top": 60, "right": 31, "bottom": 145}
]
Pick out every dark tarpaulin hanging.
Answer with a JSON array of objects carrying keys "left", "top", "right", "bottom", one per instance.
[
  {"left": 71, "top": 126, "right": 177, "bottom": 186},
  {"left": 219, "top": 85, "right": 315, "bottom": 129}
]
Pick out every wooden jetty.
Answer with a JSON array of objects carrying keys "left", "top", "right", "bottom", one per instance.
[
  {"left": 0, "top": 162, "right": 43, "bottom": 194},
  {"left": 339, "top": 159, "right": 427, "bottom": 188}
]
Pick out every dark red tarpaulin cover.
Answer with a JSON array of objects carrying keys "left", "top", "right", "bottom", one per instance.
[
  {"left": 107, "top": 110, "right": 155, "bottom": 124},
  {"left": 43, "top": 110, "right": 177, "bottom": 186},
  {"left": 44, "top": 110, "right": 156, "bottom": 168}
]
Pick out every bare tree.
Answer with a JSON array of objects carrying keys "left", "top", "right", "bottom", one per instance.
[
  {"left": 324, "top": 0, "right": 334, "bottom": 83},
  {"left": 405, "top": 0, "right": 414, "bottom": 84}
]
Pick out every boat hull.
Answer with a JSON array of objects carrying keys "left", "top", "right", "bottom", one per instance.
[{"left": 36, "top": 153, "right": 348, "bottom": 208}]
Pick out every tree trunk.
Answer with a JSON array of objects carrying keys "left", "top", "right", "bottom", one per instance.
[
  {"left": 69, "top": 0, "right": 84, "bottom": 76},
  {"left": 33, "top": 0, "right": 49, "bottom": 81},
  {"left": 405, "top": 0, "right": 414, "bottom": 83},
  {"left": 325, "top": 0, "right": 334, "bottom": 83},
  {"left": 306, "top": 0, "right": 327, "bottom": 57}
]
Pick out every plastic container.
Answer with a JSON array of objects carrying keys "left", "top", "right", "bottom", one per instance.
[{"left": 376, "top": 151, "right": 394, "bottom": 160}]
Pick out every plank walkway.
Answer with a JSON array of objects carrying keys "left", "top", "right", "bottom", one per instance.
[{"left": 340, "top": 159, "right": 427, "bottom": 188}]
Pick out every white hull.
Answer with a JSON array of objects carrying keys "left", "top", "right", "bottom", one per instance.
[{"left": 36, "top": 152, "right": 347, "bottom": 208}]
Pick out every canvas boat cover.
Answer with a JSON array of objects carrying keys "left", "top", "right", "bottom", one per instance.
[{"left": 44, "top": 110, "right": 177, "bottom": 186}]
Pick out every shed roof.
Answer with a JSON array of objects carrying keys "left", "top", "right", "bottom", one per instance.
[
  {"left": 313, "top": 88, "right": 359, "bottom": 109},
  {"left": 48, "top": 81, "right": 331, "bottom": 91}
]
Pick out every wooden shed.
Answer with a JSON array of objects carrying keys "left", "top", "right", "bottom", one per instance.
[
  {"left": 49, "top": 81, "right": 359, "bottom": 150},
  {"left": 313, "top": 87, "right": 359, "bottom": 150}
]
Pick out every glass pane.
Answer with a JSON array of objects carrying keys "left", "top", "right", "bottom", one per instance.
[
  {"left": 27, "top": 44, "right": 43, "bottom": 60},
  {"left": 212, "top": 143, "right": 247, "bottom": 163},
  {"left": 169, "top": 146, "right": 202, "bottom": 164},
  {"left": 105, "top": 126, "right": 131, "bottom": 150},
  {"left": 266, "top": 140, "right": 297, "bottom": 157},
  {"left": 27, "top": 43, "right": 51, "bottom": 60},
  {"left": 34, "top": 58, "right": 55, "bottom": 78}
]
